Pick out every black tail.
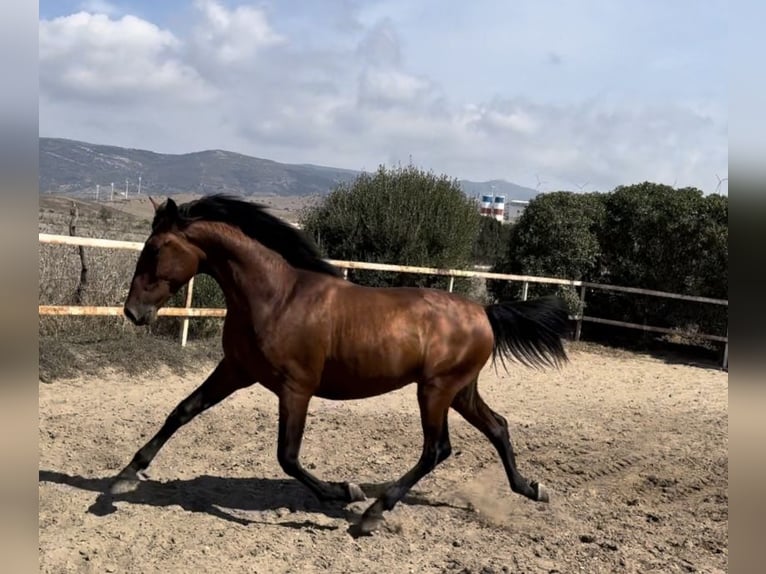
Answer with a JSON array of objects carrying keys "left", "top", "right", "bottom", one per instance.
[{"left": 485, "top": 296, "right": 569, "bottom": 370}]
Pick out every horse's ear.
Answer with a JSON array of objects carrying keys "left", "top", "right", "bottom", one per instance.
[
  {"left": 148, "top": 196, "right": 160, "bottom": 211},
  {"left": 165, "top": 197, "right": 178, "bottom": 217}
]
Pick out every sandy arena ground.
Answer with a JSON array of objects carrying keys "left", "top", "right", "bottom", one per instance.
[{"left": 39, "top": 345, "right": 728, "bottom": 573}]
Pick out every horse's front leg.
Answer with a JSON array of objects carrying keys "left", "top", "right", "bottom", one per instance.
[
  {"left": 277, "top": 388, "right": 366, "bottom": 503},
  {"left": 110, "top": 359, "right": 246, "bottom": 494}
]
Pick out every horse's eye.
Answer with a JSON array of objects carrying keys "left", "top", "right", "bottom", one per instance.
[{"left": 142, "top": 245, "right": 160, "bottom": 261}]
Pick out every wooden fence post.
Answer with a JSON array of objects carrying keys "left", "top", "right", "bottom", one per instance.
[
  {"left": 575, "top": 284, "right": 587, "bottom": 341},
  {"left": 179, "top": 277, "right": 195, "bottom": 347},
  {"left": 448, "top": 276, "right": 455, "bottom": 293},
  {"left": 69, "top": 202, "right": 89, "bottom": 304},
  {"left": 521, "top": 281, "right": 529, "bottom": 301}
]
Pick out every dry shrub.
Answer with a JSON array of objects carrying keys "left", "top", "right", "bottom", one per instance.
[{"left": 39, "top": 242, "right": 224, "bottom": 381}]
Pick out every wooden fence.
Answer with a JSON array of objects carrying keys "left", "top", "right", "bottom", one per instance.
[{"left": 38, "top": 233, "right": 729, "bottom": 368}]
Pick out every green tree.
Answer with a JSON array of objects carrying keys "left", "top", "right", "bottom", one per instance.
[
  {"left": 600, "top": 182, "right": 707, "bottom": 292},
  {"left": 488, "top": 191, "right": 606, "bottom": 308},
  {"left": 483, "top": 181, "right": 727, "bottom": 343},
  {"left": 595, "top": 182, "right": 728, "bottom": 335},
  {"left": 301, "top": 165, "right": 480, "bottom": 289},
  {"left": 472, "top": 216, "right": 512, "bottom": 266},
  {"left": 696, "top": 193, "right": 728, "bottom": 299}
]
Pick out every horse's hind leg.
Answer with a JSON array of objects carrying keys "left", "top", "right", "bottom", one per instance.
[
  {"left": 110, "top": 359, "right": 245, "bottom": 494},
  {"left": 451, "top": 378, "right": 548, "bottom": 503},
  {"left": 355, "top": 381, "right": 454, "bottom": 536}
]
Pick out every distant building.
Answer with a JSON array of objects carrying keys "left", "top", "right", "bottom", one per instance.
[
  {"left": 503, "top": 200, "right": 528, "bottom": 222},
  {"left": 480, "top": 195, "right": 494, "bottom": 217},
  {"left": 478, "top": 195, "right": 527, "bottom": 223},
  {"left": 479, "top": 194, "right": 506, "bottom": 222},
  {"left": 492, "top": 196, "right": 505, "bottom": 221}
]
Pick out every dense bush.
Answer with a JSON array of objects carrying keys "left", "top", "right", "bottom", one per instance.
[
  {"left": 599, "top": 183, "right": 727, "bottom": 298},
  {"left": 472, "top": 216, "right": 512, "bottom": 267},
  {"left": 301, "top": 165, "right": 481, "bottom": 291},
  {"left": 489, "top": 183, "right": 728, "bottom": 339},
  {"left": 593, "top": 182, "right": 727, "bottom": 337},
  {"left": 488, "top": 192, "right": 605, "bottom": 308}
]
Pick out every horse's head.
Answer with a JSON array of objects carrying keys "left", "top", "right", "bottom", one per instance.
[{"left": 124, "top": 197, "right": 203, "bottom": 325}]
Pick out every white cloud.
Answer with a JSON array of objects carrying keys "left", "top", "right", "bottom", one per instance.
[
  {"left": 311, "top": 96, "right": 726, "bottom": 192},
  {"left": 358, "top": 68, "right": 432, "bottom": 109},
  {"left": 39, "top": 12, "right": 213, "bottom": 103},
  {"left": 473, "top": 105, "right": 539, "bottom": 135},
  {"left": 192, "top": 0, "right": 284, "bottom": 66},
  {"left": 38, "top": 3, "right": 728, "bottom": 193},
  {"left": 356, "top": 19, "right": 401, "bottom": 67}
]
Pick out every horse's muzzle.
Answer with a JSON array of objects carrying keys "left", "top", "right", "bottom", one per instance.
[{"left": 124, "top": 303, "right": 156, "bottom": 326}]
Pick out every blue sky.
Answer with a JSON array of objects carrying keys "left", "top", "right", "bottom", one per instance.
[{"left": 39, "top": 0, "right": 728, "bottom": 193}]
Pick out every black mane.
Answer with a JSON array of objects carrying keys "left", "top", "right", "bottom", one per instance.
[{"left": 153, "top": 194, "right": 343, "bottom": 278}]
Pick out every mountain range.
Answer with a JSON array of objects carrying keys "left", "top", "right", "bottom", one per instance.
[{"left": 39, "top": 137, "right": 538, "bottom": 201}]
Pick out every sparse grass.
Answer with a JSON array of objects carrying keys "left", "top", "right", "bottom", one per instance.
[
  {"left": 39, "top": 196, "right": 225, "bottom": 382},
  {"left": 39, "top": 334, "right": 222, "bottom": 383}
]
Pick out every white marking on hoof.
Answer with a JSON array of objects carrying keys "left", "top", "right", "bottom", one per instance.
[
  {"left": 109, "top": 478, "right": 140, "bottom": 495},
  {"left": 347, "top": 482, "right": 367, "bottom": 502},
  {"left": 357, "top": 513, "right": 384, "bottom": 536},
  {"left": 109, "top": 470, "right": 148, "bottom": 495},
  {"left": 536, "top": 483, "right": 550, "bottom": 503}
]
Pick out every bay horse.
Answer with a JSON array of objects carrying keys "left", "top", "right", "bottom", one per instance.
[{"left": 113, "top": 194, "right": 569, "bottom": 535}]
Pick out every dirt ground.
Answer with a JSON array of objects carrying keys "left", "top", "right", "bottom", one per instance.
[{"left": 39, "top": 345, "right": 728, "bottom": 574}]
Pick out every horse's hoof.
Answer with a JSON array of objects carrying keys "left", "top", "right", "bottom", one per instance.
[
  {"left": 109, "top": 470, "right": 148, "bottom": 495},
  {"left": 346, "top": 482, "right": 367, "bottom": 502},
  {"left": 535, "top": 482, "right": 550, "bottom": 503},
  {"left": 109, "top": 477, "right": 139, "bottom": 495},
  {"left": 355, "top": 513, "right": 384, "bottom": 536}
]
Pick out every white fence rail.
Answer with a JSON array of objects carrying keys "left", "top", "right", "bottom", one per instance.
[{"left": 38, "top": 233, "right": 728, "bottom": 367}]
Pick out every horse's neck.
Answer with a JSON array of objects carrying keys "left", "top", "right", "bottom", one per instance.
[{"left": 187, "top": 223, "right": 296, "bottom": 319}]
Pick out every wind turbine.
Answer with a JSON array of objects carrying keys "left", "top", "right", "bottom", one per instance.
[{"left": 715, "top": 174, "right": 728, "bottom": 194}]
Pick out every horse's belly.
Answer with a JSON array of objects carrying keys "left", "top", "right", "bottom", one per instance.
[
  {"left": 316, "top": 367, "right": 417, "bottom": 400},
  {"left": 317, "top": 331, "right": 424, "bottom": 399}
]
